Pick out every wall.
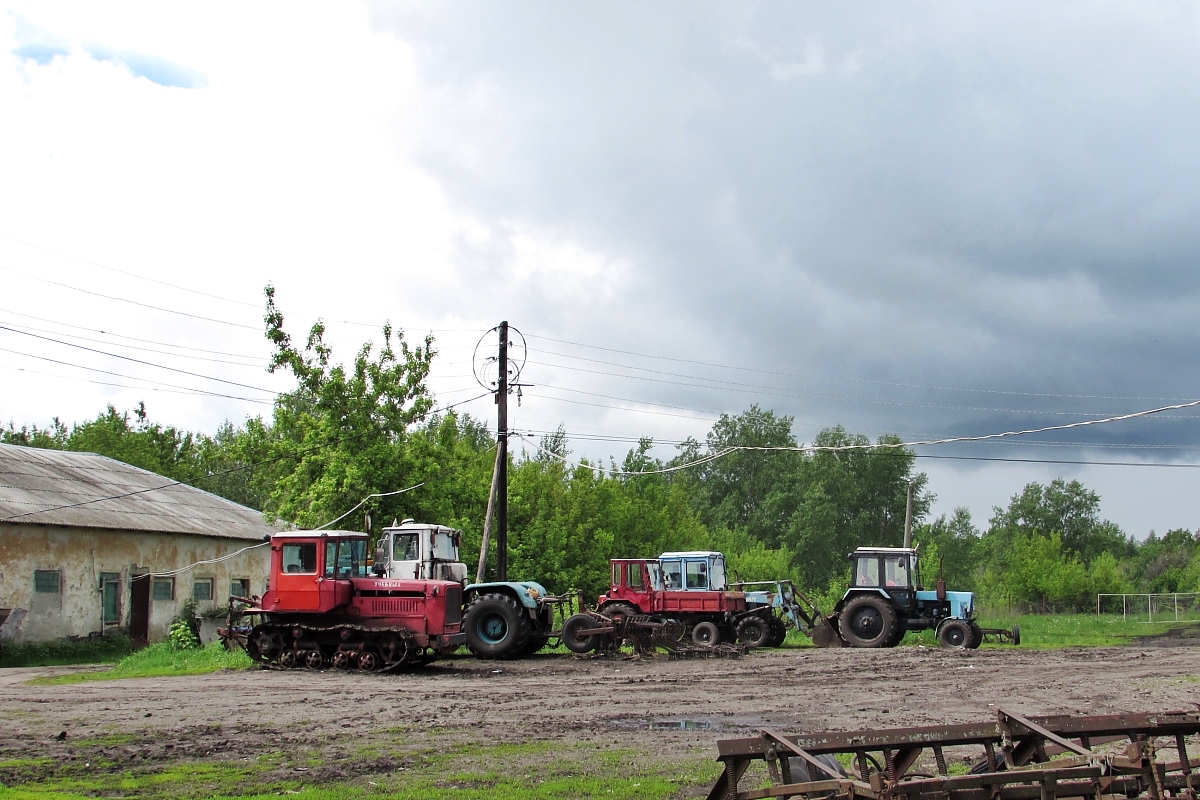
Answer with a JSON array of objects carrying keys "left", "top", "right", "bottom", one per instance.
[{"left": 0, "top": 523, "right": 270, "bottom": 644}]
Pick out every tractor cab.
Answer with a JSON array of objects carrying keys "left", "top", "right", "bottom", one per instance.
[
  {"left": 374, "top": 520, "right": 469, "bottom": 584},
  {"left": 264, "top": 531, "right": 369, "bottom": 613},
  {"left": 849, "top": 547, "right": 921, "bottom": 609},
  {"left": 657, "top": 551, "right": 728, "bottom": 592}
]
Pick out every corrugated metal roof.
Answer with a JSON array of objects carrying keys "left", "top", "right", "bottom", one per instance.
[{"left": 0, "top": 443, "right": 280, "bottom": 541}]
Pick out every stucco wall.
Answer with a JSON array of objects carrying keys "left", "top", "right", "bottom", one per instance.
[{"left": 0, "top": 523, "right": 270, "bottom": 643}]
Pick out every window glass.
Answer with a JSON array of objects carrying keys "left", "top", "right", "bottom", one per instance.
[
  {"left": 432, "top": 532, "right": 457, "bottom": 561},
  {"left": 101, "top": 573, "right": 121, "bottom": 624},
  {"left": 685, "top": 560, "right": 708, "bottom": 590},
  {"left": 855, "top": 558, "right": 880, "bottom": 587},
  {"left": 710, "top": 557, "right": 727, "bottom": 591},
  {"left": 612, "top": 562, "right": 620, "bottom": 588},
  {"left": 647, "top": 562, "right": 664, "bottom": 591},
  {"left": 282, "top": 542, "right": 317, "bottom": 574},
  {"left": 331, "top": 539, "right": 366, "bottom": 578},
  {"left": 33, "top": 569, "right": 61, "bottom": 593},
  {"left": 884, "top": 556, "right": 910, "bottom": 588},
  {"left": 628, "top": 563, "right": 644, "bottom": 589},
  {"left": 230, "top": 579, "right": 250, "bottom": 598},
  {"left": 193, "top": 578, "right": 214, "bottom": 601},
  {"left": 661, "top": 560, "right": 682, "bottom": 590},
  {"left": 152, "top": 578, "right": 175, "bottom": 600},
  {"left": 392, "top": 533, "right": 420, "bottom": 561}
]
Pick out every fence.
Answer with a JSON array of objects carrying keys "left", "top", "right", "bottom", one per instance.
[{"left": 1096, "top": 592, "right": 1200, "bottom": 623}]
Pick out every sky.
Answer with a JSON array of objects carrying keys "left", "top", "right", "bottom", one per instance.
[{"left": 2, "top": 2, "right": 1199, "bottom": 538}]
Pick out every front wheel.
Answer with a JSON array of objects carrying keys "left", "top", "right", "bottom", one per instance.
[
  {"left": 736, "top": 616, "right": 771, "bottom": 648},
  {"left": 464, "top": 594, "right": 531, "bottom": 659},
  {"left": 938, "top": 619, "right": 972, "bottom": 648},
  {"left": 691, "top": 621, "right": 721, "bottom": 646},
  {"left": 967, "top": 621, "right": 983, "bottom": 649},
  {"left": 766, "top": 617, "right": 788, "bottom": 647}
]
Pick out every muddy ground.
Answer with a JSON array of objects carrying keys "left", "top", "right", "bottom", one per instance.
[{"left": 1, "top": 638, "right": 1198, "bottom": 794}]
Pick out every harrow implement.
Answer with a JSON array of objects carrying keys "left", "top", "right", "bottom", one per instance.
[{"left": 708, "top": 708, "right": 1200, "bottom": 800}]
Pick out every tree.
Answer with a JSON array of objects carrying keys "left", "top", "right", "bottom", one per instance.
[
  {"left": 985, "top": 479, "right": 1131, "bottom": 565},
  {"left": 913, "top": 507, "right": 981, "bottom": 590}
]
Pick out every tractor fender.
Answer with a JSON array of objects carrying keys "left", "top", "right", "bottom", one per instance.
[
  {"left": 832, "top": 587, "right": 894, "bottom": 615},
  {"left": 465, "top": 581, "right": 550, "bottom": 611}
]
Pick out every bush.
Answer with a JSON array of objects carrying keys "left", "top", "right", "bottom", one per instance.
[
  {"left": 168, "top": 599, "right": 202, "bottom": 650},
  {"left": 0, "top": 633, "right": 133, "bottom": 668}
]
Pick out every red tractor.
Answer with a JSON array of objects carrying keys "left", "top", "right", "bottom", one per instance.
[
  {"left": 563, "top": 552, "right": 754, "bottom": 651},
  {"left": 228, "top": 530, "right": 466, "bottom": 672}
]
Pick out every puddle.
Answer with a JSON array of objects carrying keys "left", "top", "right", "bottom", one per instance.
[{"left": 620, "top": 718, "right": 722, "bottom": 730}]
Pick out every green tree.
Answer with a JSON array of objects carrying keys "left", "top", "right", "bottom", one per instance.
[
  {"left": 985, "top": 479, "right": 1130, "bottom": 565},
  {"left": 913, "top": 507, "right": 980, "bottom": 590}
]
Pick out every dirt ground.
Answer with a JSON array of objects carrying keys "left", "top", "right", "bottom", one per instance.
[{"left": 1, "top": 637, "right": 1198, "bottom": 794}]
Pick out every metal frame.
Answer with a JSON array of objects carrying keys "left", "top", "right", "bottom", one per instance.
[{"left": 708, "top": 709, "right": 1200, "bottom": 800}]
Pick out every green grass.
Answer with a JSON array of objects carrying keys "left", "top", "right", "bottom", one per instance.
[
  {"left": 26, "top": 641, "right": 253, "bottom": 685},
  {"left": 0, "top": 738, "right": 712, "bottom": 800}
]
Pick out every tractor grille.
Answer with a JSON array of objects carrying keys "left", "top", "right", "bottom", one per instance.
[
  {"left": 371, "top": 598, "right": 421, "bottom": 615},
  {"left": 445, "top": 585, "right": 462, "bottom": 624}
]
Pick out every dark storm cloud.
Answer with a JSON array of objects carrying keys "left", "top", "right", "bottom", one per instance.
[{"left": 373, "top": 3, "right": 1200, "bottom": 451}]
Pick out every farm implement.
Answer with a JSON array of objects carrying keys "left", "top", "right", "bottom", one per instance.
[{"left": 707, "top": 707, "right": 1200, "bottom": 800}]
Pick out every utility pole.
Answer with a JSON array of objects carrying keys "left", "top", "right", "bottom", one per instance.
[{"left": 496, "top": 321, "right": 509, "bottom": 581}]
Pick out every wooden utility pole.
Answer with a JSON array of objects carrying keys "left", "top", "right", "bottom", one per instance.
[
  {"left": 476, "top": 445, "right": 502, "bottom": 583},
  {"left": 496, "top": 321, "right": 509, "bottom": 581}
]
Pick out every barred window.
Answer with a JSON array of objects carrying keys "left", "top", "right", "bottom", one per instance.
[
  {"left": 230, "top": 578, "right": 250, "bottom": 599},
  {"left": 152, "top": 578, "right": 175, "bottom": 601},
  {"left": 192, "top": 578, "right": 214, "bottom": 602},
  {"left": 34, "top": 569, "right": 61, "bottom": 594}
]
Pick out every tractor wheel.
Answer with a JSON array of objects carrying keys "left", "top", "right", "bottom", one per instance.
[
  {"left": 766, "top": 617, "right": 788, "bottom": 647},
  {"left": 938, "top": 619, "right": 972, "bottom": 649},
  {"left": 463, "top": 593, "right": 531, "bottom": 659},
  {"left": 561, "top": 613, "right": 600, "bottom": 654},
  {"left": 1010, "top": 625, "right": 1021, "bottom": 646},
  {"left": 967, "top": 621, "right": 983, "bottom": 649},
  {"left": 736, "top": 616, "right": 771, "bottom": 648},
  {"left": 884, "top": 619, "right": 907, "bottom": 648},
  {"left": 600, "top": 602, "right": 640, "bottom": 621},
  {"left": 840, "top": 595, "right": 899, "bottom": 648},
  {"left": 521, "top": 634, "right": 550, "bottom": 655},
  {"left": 691, "top": 621, "right": 721, "bottom": 646}
]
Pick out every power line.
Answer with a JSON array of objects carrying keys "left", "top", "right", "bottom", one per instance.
[
  {"left": 0, "top": 362, "right": 273, "bottom": 405},
  {"left": 0, "top": 319, "right": 265, "bottom": 368},
  {"left": 0, "top": 325, "right": 278, "bottom": 394}
]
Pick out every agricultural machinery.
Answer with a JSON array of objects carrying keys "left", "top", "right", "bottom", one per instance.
[
  {"left": 226, "top": 529, "right": 466, "bottom": 672},
  {"left": 820, "top": 546, "right": 1019, "bottom": 648},
  {"left": 224, "top": 520, "right": 567, "bottom": 668},
  {"left": 371, "top": 520, "right": 565, "bottom": 659}
]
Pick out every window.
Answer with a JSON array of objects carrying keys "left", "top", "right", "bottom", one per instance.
[
  {"left": 685, "top": 560, "right": 709, "bottom": 590},
  {"left": 628, "top": 563, "right": 644, "bottom": 590},
  {"left": 709, "top": 557, "right": 727, "bottom": 591},
  {"left": 612, "top": 562, "right": 621, "bottom": 588},
  {"left": 392, "top": 533, "right": 420, "bottom": 562},
  {"left": 324, "top": 539, "right": 367, "bottom": 579},
  {"left": 661, "top": 560, "right": 682, "bottom": 590},
  {"left": 855, "top": 558, "right": 880, "bottom": 588},
  {"left": 282, "top": 542, "right": 317, "bottom": 574},
  {"left": 432, "top": 531, "right": 457, "bottom": 561},
  {"left": 152, "top": 578, "right": 175, "bottom": 601},
  {"left": 34, "top": 569, "right": 61, "bottom": 593},
  {"left": 192, "top": 578, "right": 214, "bottom": 601},
  {"left": 101, "top": 573, "right": 121, "bottom": 625},
  {"left": 884, "top": 556, "right": 910, "bottom": 588},
  {"left": 230, "top": 579, "right": 250, "bottom": 599}
]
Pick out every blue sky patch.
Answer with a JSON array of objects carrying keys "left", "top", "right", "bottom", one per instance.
[{"left": 82, "top": 42, "right": 208, "bottom": 89}]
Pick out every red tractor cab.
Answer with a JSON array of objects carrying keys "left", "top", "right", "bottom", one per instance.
[{"left": 596, "top": 553, "right": 748, "bottom": 646}]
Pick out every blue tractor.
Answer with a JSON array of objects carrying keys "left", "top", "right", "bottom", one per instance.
[{"left": 827, "top": 547, "right": 1019, "bottom": 648}]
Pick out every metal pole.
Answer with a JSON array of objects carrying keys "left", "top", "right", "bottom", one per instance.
[
  {"left": 496, "top": 321, "right": 509, "bottom": 582},
  {"left": 903, "top": 482, "right": 913, "bottom": 549}
]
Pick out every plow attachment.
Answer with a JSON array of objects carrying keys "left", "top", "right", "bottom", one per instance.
[
  {"left": 708, "top": 708, "right": 1200, "bottom": 800},
  {"left": 562, "top": 611, "right": 748, "bottom": 659}
]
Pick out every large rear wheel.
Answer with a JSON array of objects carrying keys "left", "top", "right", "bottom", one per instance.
[
  {"left": 463, "top": 593, "right": 531, "bottom": 659},
  {"left": 840, "top": 595, "right": 899, "bottom": 648}
]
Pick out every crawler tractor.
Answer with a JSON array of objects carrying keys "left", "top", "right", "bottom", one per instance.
[{"left": 229, "top": 530, "right": 465, "bottom": 671}]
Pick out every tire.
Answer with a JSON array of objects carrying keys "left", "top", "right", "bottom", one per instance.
[
  {"left": 521, "top": 634, "right": 550, "bottom": 655},
  {"left": 967, "top": 621, "right": 983, "bottom": 649},
  {"left": 463, "top": 593, "right": 530, "bottom": 659},
  {"left": 840, "top": 595, "right": 899, "bottom": 648},
  {"left": 884, "top": 619, "right": 907, "bottom": 648},
  {"left": 1011, "top": 625, "right": 1021, "bottom": 646},
  {"left": 766, "top": 617, "right": 788, "bottom": 647},
  {"left": 561, "top": 613, "right": 600, "bottom": 654},
  {"left": 736, "top": 616, "right": 771, "bottom": 648},
  {"left": 938, "top": 619, "right": 972, "bottom": 648},
  {"left": 691, "top": 620, "right": 721, "bottom": 646}
]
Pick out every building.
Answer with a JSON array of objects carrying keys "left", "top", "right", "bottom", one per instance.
[{"left": 0, "top": 443, "right": 279, "bottom": 645}]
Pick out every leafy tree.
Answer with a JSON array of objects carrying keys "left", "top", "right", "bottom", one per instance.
[
  {"left": 913, "top": 507, "right": 981, "bottom": 590},
  {"left": 985, "top": 479, "right": 1131, "bottom": 564}
]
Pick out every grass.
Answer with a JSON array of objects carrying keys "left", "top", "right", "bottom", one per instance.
[
  {"left": 26, "top": 641, "right": 253, "bottom": 685},
  {"left": 0, "top": 738, "right": 714, "bottom": 800},
  {"left": 0, "top": 635, "right": 132, "bottom": 668}
]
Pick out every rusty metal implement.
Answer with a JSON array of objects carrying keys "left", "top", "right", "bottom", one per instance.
[{"left": 708, "top": 708, "right": 1200, "bottom": 800}]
